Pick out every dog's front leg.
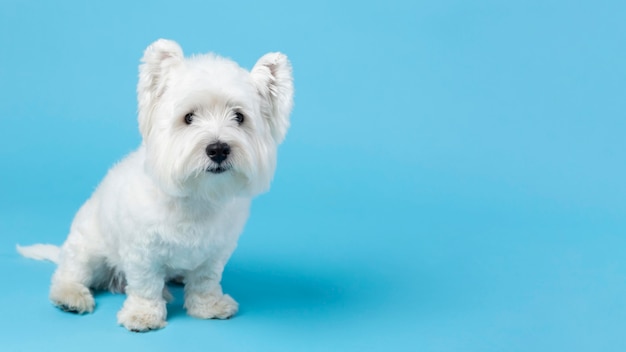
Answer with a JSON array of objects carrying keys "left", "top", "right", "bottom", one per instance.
[
  {"left": 184, "top": 258, "right": 238, "bottom": 319},
  {"left": 117, "top": 263, "right": 167, "bottom": 332}
]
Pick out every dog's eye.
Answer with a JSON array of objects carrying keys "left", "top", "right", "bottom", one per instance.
[
  {"left": 234, "top": 112, "right": 245, "bottom": 125},
  {"left": 184, "top": 112, "right": 194, "bottom": 125}
]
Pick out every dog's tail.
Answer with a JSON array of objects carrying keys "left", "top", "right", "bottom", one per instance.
[{"left": 16, "top": 244, "right": 61, "bottom": 264}]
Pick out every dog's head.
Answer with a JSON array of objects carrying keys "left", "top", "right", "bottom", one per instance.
[{"left": 136, "top": 39, "right": 293, "bottom": 200}]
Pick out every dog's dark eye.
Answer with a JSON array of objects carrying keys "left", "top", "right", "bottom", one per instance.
[
  {"left": 184, "top": 112, "right": 194, "bottom": 125},
  {"left": 234, "top": 112, "right": 245, "bottom": 125}
]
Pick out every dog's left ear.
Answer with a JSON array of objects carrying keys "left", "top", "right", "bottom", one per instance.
[
  {"left": 138, "top": 39, "right": 184, "bottom": 138},
  {"left": 251, "top": 53, "right": 294, "bottom": 144}
]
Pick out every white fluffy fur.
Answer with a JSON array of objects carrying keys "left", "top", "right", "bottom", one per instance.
[
  {"left": 16, "top": 244, "right": 60, "bottom": 263},
  {"left": 18, "top": 39, "right": 293, "bottom": 332}
]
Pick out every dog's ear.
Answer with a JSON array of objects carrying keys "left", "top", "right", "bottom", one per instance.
[
  {"left": 251, "top": 53, "right": 294, "bottom": 144},
  {"left": 137, "top": 39, "right": 184, "bottom": 138}
]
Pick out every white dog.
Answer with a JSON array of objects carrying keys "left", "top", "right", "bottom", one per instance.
[{"left": 17, "top": 39, "right": 293, "bottom": 332}]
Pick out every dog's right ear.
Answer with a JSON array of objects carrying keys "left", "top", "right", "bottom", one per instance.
[
  {"left": 251, "top": 53, "right": 294, "bottom": 145},
  {"left": 137, "top": 39, "right": 184, "bottom": 138}
]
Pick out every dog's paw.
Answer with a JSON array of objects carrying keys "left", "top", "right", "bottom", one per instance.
[
  {"left": 185, "top": 293, "right": 238, "bottom": 320},
  {"left": 117, "top": 295, "right": 167, "bottom": 332},
  {"left": 50, "top": 281, "right": 95, "bottom": 314}
]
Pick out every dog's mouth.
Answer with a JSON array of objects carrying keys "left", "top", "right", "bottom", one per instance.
[{"left": 206, "top": 165, "right": 232, "bottom": 174}]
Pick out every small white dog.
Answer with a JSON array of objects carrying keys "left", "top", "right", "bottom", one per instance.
[{"left": 17, "top": 39, "right": 293, "bottom": 332}]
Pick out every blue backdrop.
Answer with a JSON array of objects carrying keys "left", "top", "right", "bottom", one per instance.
[{"left": 1, "top": 1, "right": 625, "bottom": 351}]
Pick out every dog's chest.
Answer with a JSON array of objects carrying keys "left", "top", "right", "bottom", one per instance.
[
  {"left": 158, "top": 221, "right": 227, "bottom": 269},
  {"left": 147, "top": 204, "right": 245, "bottom": 271}
]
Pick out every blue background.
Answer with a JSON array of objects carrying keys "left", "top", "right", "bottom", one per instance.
[{"left": 1, "top": 0, "right": 625, "bottom": 351}]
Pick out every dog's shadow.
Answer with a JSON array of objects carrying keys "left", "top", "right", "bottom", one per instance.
[{"left": 165, "top": 260, "right": 372, "bottom": 321}]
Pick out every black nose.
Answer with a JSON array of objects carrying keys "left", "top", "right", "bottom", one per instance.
[{"left": 206, "top": 142, "right": 231, "bottom": 164}]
